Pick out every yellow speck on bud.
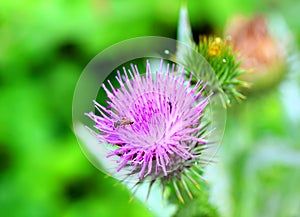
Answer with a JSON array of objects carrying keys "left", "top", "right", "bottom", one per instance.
[{"left": 208, "top": 37, "right": 224, "bottom": 57}]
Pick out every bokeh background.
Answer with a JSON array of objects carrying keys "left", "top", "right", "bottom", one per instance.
[{"left": 0, "top": 0, "right": 300, "bottom": 217}]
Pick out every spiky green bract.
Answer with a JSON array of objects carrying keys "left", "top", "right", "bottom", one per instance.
[
  {"left": 179, "top": 36, "right": 248, "bottom": 107},
  {"left": 198, "top": 36, "right": 248, "bottom": 106},
  {"left": 170, "top": 180, "right": 220, "bottom": 217}
]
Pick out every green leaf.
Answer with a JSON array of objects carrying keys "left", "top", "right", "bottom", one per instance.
[{"left": 177, "top": 4, "right": 194, "bottom": 47}]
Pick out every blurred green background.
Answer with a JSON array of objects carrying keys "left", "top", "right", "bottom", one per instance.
[{"left": 0, "top": 0, "right": 300, "bottom": 217}]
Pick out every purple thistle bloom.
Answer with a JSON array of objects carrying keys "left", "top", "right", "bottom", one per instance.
[{"left": 86, "top": 60, "right": 212, "bottom": 202}]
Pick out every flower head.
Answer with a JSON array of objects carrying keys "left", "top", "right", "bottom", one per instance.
[
  {"left": 86, "top": 60, "right": 211, "bottom": 201},
  {"left": 225, "top": 15, "right": 285, "bottom": 91}
]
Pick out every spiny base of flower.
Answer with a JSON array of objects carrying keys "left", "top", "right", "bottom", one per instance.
[{"left": 127, "top": 164, "right": 207, "bottom": 204}]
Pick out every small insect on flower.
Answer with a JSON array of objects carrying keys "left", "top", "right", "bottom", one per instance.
[
  {"left": 113, "top": 117, "right": 134, "bottom": 129},
  {"left": 85, "top": 59, "right": 213, "bottom": 202},
  {"left": 167, "top": 97, "right": 172, "bottom": 114}
]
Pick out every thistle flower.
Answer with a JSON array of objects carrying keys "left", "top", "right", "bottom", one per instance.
[
  {"left": 197, "top": 36, "right": 249, "bottom": 104},
  {"left": 86, "top": 60, "right": 212, "bottom": 202},
  {"left": 177, "top": 4, "right": 248, "bottom": 106}
]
